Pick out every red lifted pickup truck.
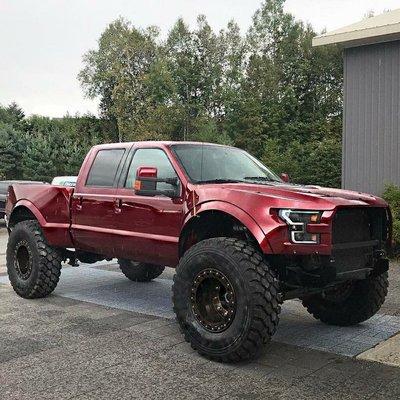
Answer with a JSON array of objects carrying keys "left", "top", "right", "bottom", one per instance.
[{"left": 5, "top": 141, "right": 391, "bottom": 362}]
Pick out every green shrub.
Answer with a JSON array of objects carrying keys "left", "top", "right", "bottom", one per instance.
[
  {"left": 383, "top": 184, "right": 400, "bottom": 255},
  {"left": 261, "top": 137, "right": 342, "bottom": 188},
  {"left": 393, "top": 220, "right": 400, "bottom": 248}
]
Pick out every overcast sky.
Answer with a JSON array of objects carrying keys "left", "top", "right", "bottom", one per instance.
[{"left": 1, "top": 0, "right": 399, "bottom": 117}]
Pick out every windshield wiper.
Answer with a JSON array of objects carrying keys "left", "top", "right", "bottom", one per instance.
[
  {"left": 198, "top": 179, "right": 245, "bottom": 184},
  {"left": 244, "top": 176, "right": 277, "bottom": 182}
]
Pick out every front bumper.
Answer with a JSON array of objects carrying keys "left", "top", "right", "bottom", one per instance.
[
  {"left": 282, "top": 251, "right": 389, "bottom": 289},
  {"left": 269, "top": 206, "right": 391, "bottom": 289}
]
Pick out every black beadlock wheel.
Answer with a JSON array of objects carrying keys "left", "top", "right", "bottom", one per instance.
[
  {"left": 190, "top": 268, "right": 236, "bottom": 333},
  {"left": 172, "top": 237, "right": 281, "bottom": 363},
  {"left": 118, "top": 259, "right": 165, "bottom": 282},
  {"left": 302, "top": 273, "right": 389, "bottom": 326},
  {"left": 7, "top": 220, "right": 62, "bottom": 299}
]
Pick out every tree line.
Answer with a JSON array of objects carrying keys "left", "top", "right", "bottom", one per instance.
[{"left": 0, "top": 0, "right": 343, "bottom": 186}]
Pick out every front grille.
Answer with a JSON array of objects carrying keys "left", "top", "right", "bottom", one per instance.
[
  {"left": 331, "top": 207, "right": 388, "bottom": 274},
  {"left": 332, "top": 207, "right": 388, "bottom": 246}
]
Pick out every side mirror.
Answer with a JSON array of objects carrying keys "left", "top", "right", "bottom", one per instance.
[
  {"left": 135, "top": 167, "right": 158, "bottom": 192},
  {"left": 134, "top": 166, "right": 179, "bottom": 198},
  {"left": 280, "top": 173, "right": 290, "bottom": 183}
]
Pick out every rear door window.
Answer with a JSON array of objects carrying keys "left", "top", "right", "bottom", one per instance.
[{"left": 86, "top": 149, "right": 125, "bottom": 187}]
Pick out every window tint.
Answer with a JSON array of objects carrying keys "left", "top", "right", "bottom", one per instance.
[
  {"left": 86, "top": 149, "right": 125, "bottom": 187},
  {"left": 125, "top": 148, "right": 177, "bottom": 190}
]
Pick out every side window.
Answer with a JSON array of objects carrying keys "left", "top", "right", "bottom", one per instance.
[
  {"left": 86, "top": 149, "right": 125, "bottom": 187},
  {"left": 125, "top": 148, "right": 177, "bottom": 190}
]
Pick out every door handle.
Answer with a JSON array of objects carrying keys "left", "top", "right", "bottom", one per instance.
[
  {"left": 114, "top": 198, "right": 122, "bottom": 213},
  {"left": 75, "top": 196, "right": 83, "bottom": 211}
]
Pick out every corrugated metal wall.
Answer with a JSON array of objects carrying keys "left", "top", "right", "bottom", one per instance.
[{"left": 343, "top": 40, "right": 400, "bottom": 195}]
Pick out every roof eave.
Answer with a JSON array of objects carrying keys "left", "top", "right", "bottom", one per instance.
[{"left": 313, "top": 23, "right": 400, "bottom": 48}]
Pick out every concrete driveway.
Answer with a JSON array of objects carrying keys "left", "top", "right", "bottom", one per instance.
[{"left": 1, "top": 224, "right": 400, "bottom": 399}]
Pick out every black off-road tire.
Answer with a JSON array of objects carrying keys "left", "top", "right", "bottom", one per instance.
[
  {"left": 172, "top": 237, "right": 281, "bottom": 363},
  {"left": 7, "top": 220, "right": 62, "bottom": 299},
  {"left": 118, "top": 259, "right": 165, "bottom": 282},
  {"left": 302, "top": 272, "right": 389, "bottom": 326}
]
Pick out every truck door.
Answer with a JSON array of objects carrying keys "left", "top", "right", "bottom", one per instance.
[
  {"left": 71, "top": 146, "right": 128, "bottom": 256},
  {"left": 113, "top": 147, "right": 184, "bottom": 267}
]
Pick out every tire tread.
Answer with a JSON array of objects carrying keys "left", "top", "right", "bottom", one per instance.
[
  {"left": 118, "top": 259, "right": 165, "bottom": 282},
  {"left": 172, "top": 237, "right": 281, "bottom": 363},
  {"left": 7, "top": 220, "right": 62, "bottom": 299},
  {"left": 302, "top": 273, "right": 388, "bottom": 326}
]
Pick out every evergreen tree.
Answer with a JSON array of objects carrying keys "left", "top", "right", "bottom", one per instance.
[
  {"left": 0, "top": 123, "right": 26, "bottom": 180},
  {"left": 22, "top": 134, "right": 58, "bottom": 182},
  {"left": 0, "top": 102, "right": 26, "bottom": 131}
]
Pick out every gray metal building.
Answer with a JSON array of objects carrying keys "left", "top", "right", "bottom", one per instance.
[{"left": 313, "top": 9, "right": 400, "bottom": 195}]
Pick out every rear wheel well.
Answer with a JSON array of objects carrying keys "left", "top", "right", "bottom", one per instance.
[
  {"left": 8, "top": 206, "right": 37, "bottom": 229},
  {"left": 179, "top": 210, "right": 261, "bottom": 257}
]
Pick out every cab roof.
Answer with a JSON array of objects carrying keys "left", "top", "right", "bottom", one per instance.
[{"left": 92, "top": 141, "right": 233, "bottom": 150}]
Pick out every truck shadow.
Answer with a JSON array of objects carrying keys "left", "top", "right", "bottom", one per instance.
[{"left": 0, "top": 261, "right": 399, "bottom": 359}]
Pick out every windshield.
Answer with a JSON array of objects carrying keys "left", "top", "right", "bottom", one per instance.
[{"left": 171, "top": 144, "right": 281, "bottom": 184}]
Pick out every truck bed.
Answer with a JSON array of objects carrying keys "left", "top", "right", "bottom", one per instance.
[{"left": 1, "top": 180, "right": 46, "bottom": 219}]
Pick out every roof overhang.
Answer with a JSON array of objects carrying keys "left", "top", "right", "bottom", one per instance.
[{"left": 313, "top": 8, "right": 400, "bottom": 48}]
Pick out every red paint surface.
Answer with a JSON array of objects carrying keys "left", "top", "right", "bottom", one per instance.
[{"left": 6, "top": 141, "right": 390, "bottom": 267}]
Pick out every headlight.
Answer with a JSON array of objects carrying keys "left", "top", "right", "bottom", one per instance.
[{"left": 278, "top": 209, "right": 321, "bottom": 244}]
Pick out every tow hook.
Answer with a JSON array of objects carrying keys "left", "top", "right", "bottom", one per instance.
[
  {"left": 373, "top": 256, "right": 389, "bottom": 276},
  {"left": 68, "top": 257, "right": 79, "bottom": 267}
]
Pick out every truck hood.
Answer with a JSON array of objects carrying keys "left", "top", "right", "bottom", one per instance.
[{"left": 196, "top": 182, "right": 387, "bottom": 210}]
